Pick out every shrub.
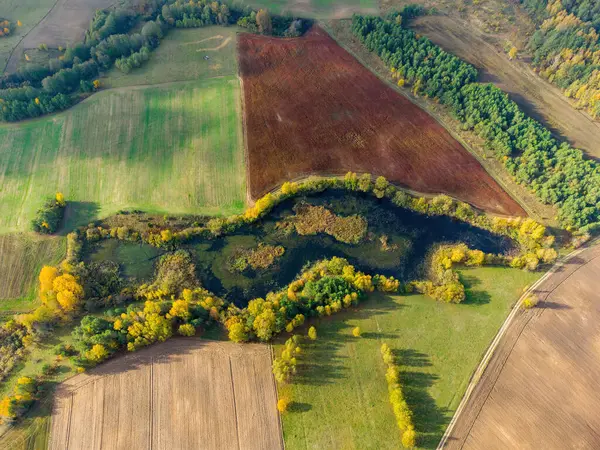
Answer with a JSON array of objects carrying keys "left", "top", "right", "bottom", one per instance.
[
  {"left": 352, "top": 326, "right": 362, "bottom": 337},
  {"left": 272, "top": 335, "right": 301, "bottom": 383},
  {"left": 522, "top": 295, "right": 539, "bottom": 309},
  {"left": 308, "top": 326, "right": 317, "bottom": 340},
  {"left": 277, "top": 397, "right": 290, "bottom": 413},
  {"left": 31, "top": 193, "right": 66, "bottom": 234}
]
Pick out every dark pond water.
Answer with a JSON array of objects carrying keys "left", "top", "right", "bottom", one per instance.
[{"left": 87, "top": 191, "right": 514, "bottom": 306}]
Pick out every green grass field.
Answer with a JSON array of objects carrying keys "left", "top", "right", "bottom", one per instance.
[
  {"left": 0, "top": 0, "right": 57, "bottom": 73},
  {"left": 277, "top": 266, "right": 541, "bottom": 449},
  {"left": 237, "top": 0, "right": 378, "bottom": 17},
  {"left": 106, "top": 26, "right": 240, "bottom": 88},
  {"left": 0, "top": 76, "right": 246, "bottom": 235}
]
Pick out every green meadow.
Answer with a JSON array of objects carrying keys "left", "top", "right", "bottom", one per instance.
[{"left": 277, "top": 266, "right": 541, "bottom": 449}]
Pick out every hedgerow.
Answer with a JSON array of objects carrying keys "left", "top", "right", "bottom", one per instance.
[{"left": 381, "top": 343, "right": 417, "bottom": 448}]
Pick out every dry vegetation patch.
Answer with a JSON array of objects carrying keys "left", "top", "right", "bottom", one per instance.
[
  {"left": 50, "top": 339, "right": 282, "bottom": 450},
  {"left": 238, "top": 26, "right": 524, "bottom": 216}
]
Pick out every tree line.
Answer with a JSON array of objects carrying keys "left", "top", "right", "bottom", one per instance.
[
  {"left": 352, "top": 12, "right": 600, "bottom": 230},
  {"left": 0, "top": 1, "right": 309, "bottom": 121}
]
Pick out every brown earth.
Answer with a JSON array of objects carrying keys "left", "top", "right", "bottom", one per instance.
[
  {"left": 49, "top": 339, "right": 283, "bottom": 450},
  {"left": 412, "top": 15, "right": 600, "bottom": 159},
  {"left": 443, "top": 244, "right": 600, "bottom": 449},
  {"left": 238, "top": 26, "right": 525, "bottom": 217}
]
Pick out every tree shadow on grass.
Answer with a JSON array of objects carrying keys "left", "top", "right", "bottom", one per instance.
[
  {"left": 400, "top": 351, "right": 449, "bottom": 449},
  {"left": 460, "top": 274, "right": 491, "bottom": 305},
  {"left": 288, "top": 402, "right": 312, "bottom": 413},
  {"left": 60, "top": 201, "right": 100, "bottom": 234},
  {"left": 295, "top": 293, "right": 402, "bottom": 387}
]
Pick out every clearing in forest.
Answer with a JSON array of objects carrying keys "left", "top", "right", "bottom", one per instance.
[
  {"left": 238, "top": 26, "right": 524, "bottom": 217},
  {"left": 49, "top": 339, "right": 283, "bottom": 450},
  {"left": 0, "top": 76, "right": 246, "bottom": 235},
  {"left": 105, "top": 26, "right": 240, "bottom": 88}
]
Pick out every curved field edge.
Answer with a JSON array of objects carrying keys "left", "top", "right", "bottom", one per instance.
[
  {"left": 276, "top": 266, "right": 541, "bottom": 449},
  {"left": 320, "top": 19, "right": 558, "bottom": 226},
  {"left": 443, "top": 243, "right": 600, "bottom": 449},
  {"left": 238, "top": 26, "right": 525, "bottom": 218}
]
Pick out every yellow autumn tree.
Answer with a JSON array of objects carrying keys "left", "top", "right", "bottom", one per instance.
[
  {"left": 277, "top": 397, "right": 290, "bottom": 413},
  {"left": 39, "top": 266, "right": 58, "bottom": 293},
  {"left": 55, "top": 192, "right": 65, "bottom": 207},
  {"left": 85, "top": 344, "right": 109, "bottom": 363}
]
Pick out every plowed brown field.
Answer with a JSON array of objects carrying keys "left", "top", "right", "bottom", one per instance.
[
  {"left": 49, "top": 339, "right": 282, "bottom": 450},
  {"left": 238, "top": 26, "right": 525, "bottom": 217},
  {"left": 443, "top": 244, "right": 600, "bottom": 449}
]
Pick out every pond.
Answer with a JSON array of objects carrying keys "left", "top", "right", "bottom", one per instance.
[{"left": 87, "top": 191, "right": 514, "bottom": 306}]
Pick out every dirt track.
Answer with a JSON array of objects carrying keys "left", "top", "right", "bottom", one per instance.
[
  {"left": 412, "top": 15, "right": 600, "bottom": 158},
  {"left": 49, "top": 339, "right": 282, "bottom": 450},
  {"left": 442, "top": 244, "right": 600, "bottom": 449},
  {"left": 239, "top": 26, "right": 525, "bottom": 217}
]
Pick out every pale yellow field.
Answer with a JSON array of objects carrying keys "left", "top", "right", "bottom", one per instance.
[{"left": 50, "top": 339, "right": 283, "bottom": 450}]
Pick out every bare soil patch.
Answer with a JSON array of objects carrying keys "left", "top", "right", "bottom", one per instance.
[
  {"left": 49, "top": 339, "right": 282, "bottom": 450},
  {"left": 412, "top": 15, "right": 600, "bottom": 158},
  {"left": 444, "top": 244, "right": 600, "bottom": 449},
  {"left": 238, "top": 26, "right": 524, "bottom": 217}
]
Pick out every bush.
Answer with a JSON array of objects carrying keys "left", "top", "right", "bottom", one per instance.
[
  {"left": 31, "top": 193, "right": 66, "bottom": 234},
  {"left": 522, "top": 294, "right": 539, "bottom": 309}
]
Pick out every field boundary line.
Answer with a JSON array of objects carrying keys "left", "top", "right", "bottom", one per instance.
[
  {"left": 1, "top": 0, "right": 61, "bottom": 74},
  {"left": 270, "top": 344, "right": 286, "bottom": 450},
  {"left": 264, "top": 172, "right": 519, "bottom": 219},
  {"left": 457, "top": 248, "right": 600, "bottom": 450},
  {"left": 436, "top": 240, "right": 600, "bottom": 449},
  {"left": 228, "top": 356, "right": 241, "bottom": 450},
  {"left": 236, "top": 34, "right": 254, "bottom": 206}
]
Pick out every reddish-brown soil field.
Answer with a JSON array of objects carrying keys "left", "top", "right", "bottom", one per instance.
[{"left": 238, "top": 26, "right": 525, "bottom": 217}]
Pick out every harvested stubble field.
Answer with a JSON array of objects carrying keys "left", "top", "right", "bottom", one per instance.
[
  {"left": 238, "top": 26, "right": 524, "bottom": 217},
  {"left": 50, "top": 339, "right": 282, "bottom": 450},
  {"left": 444, "top": 245, "right": 600, "bottom": 450}
]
